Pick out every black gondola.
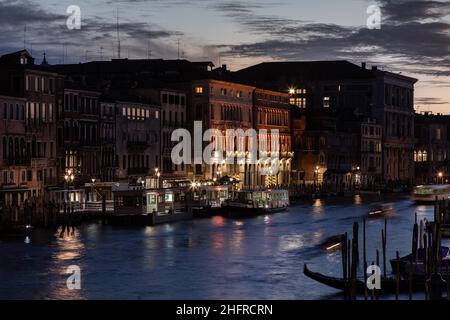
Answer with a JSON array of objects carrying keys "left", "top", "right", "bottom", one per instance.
[{"left": 303, "top": 264, "right": 439, "bottom": 294}]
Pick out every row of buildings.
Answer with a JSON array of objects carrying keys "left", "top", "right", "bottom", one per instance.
[{"left": 0, "top": 49, "right": 442, "bottom": 209}]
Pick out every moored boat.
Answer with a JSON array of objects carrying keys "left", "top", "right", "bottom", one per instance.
[
  {"left": 225, "top": 189, "right": 289, "bottom": 217},
  {"left": 412, "top": 185, "right": 450, "bottom": 203},
  {"left": 390, "top": 246, "right": 450, "bottom": 276},
  {"left": 303, "top": 264, "right": 440, "bottom": 294}
]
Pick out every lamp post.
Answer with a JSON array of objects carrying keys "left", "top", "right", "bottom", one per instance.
[
  {"left": 91, "top": 178, "right": 96, "bottom": 202},
  {"left": 314, "top": 166, "right": 320, "bottom": 192},
  {"left": 155, "top": 167, "right": 160, "bottom": 189},
  {"left": 64, "top": 169, "right": 75, "bottom": 212},
  {"left": 438, "top": 171, "right": 444, "bottom": 185}
]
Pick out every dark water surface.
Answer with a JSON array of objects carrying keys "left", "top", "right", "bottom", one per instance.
[{"left": 0, "top": 195, "right": 441, "bottom": 299}]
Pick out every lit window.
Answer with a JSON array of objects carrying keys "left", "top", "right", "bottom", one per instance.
[
  {"left": 323, "top": 97, "right": 330, "bottom": 108},
  {"left": 288, "top": 88, "right": 296, "bottom": 95},
  {"left": 155, "top": 111, "right": 159, "bottom": 119},
  {"left": 195, "top": 87, "right": 204, "bottom": 94}
]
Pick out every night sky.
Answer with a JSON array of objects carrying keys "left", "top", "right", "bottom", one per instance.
[{"left": 1, "top": 0, "right": 449, "bottom": 113}]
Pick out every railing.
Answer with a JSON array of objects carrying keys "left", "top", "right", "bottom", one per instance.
[{"left": 83, "top": 200, "right": 114, "bottom": 212}]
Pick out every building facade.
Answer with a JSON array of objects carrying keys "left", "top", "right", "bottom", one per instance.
[
  {"left": 235, "top": 61, "right": 417, "bottom": 188},
  {"left": 0, "top": 95, "right": 29, "bottom": 210},
  {"left": 58, "top": 87, "right": 101, "bottom": 186},
  {"left": 360, "top": 118, "right": 383, "bottom": 189},
  {"left": 253, "top": 88, "right": 293, "bottom": 188},
  {"left": 414, "top": 112, "right": 450, "bottom": 185},
  {"left": 99, "top": 101, "right": 117, "bottom": 183},
  {"left": 189, "top": 79, "right": 255, "bottom": 187},
  {"left": 0, "top": 50, "right": 61, "bottom": 206},
  {"left": 115, "top": 101, "right": 160, "bottom": 183}
]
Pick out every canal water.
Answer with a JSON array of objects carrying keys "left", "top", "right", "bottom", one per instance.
[{"left": 0, "top": 195, "right": 444, "bottom": 300}]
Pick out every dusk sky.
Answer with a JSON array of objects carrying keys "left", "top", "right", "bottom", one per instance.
[{"left": 1, "top": 0, "right": 449, "bottom": 113}]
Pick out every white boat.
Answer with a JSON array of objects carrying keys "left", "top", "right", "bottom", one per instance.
[
  {"left": 225, "top": 189, "right": 290, "bottom": 217},
  {"left": 412, "top": 185, "right": 450, "bottom": 203}
]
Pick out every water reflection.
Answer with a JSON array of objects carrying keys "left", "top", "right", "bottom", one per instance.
[
  {"left": 0, "top": 195, "right": 436, "bottom": 300},
  {"left": 279, "top": 234, "right": 305, "bottom": 252}
]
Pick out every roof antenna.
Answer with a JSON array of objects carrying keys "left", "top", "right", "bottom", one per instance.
[
  {"left": 23, "top": 25, "right": 27, "bottom": 50},
  {"left": 116, "top": 8, "right": 121, "bottom": 59},
  {"left": 177, "top": 39, "right": 180, "bottom": 59}
]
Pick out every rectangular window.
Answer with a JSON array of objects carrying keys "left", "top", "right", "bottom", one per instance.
[
  {"left": 195, "top": 87, "right": 203, "bottom": 94},
  {"left": 323, "top": 97, "right": 331, "bottom": 108}
]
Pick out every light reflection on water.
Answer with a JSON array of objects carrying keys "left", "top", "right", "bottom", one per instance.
[{"left": 0, "top": 195, "right": 441, "bottom": 300}]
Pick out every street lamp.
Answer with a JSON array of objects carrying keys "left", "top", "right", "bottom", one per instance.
[
  {"left": 91, "top": 177, "right": 96, "bottom": 202},
  {"left": 314, "top": 166, "right": 320, "bottom": 192},
  {"left": 64, "top": 169, "right": 75, "bottom": 211},
  {"left": 438, "top": 171, "right": 444, "bottom": 184},
  {"left": 154, "top": 168, "right": 160, "bottom": 189}
]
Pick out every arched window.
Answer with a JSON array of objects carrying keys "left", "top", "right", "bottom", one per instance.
[
  {"left": 2, "top": 136, "right": 6, "bottom": 159},
  {"left": 423, "top": 150, "right": 428, "bottom": 162},
  {"left": 14, "top": 137, "right": 19, "bottom": 158},
  {"left": 20, "top": 138, "right": 26, "bottom": 159},
  {"left": 8, "top": 137, "right": 13, "bottom": 160}
]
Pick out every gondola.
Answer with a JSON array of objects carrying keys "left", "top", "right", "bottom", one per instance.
[
  {"left": 390, "top": 246, "right": 450, "bottom": 276},
  {"left": 303, "top": 264, "right": 437, "bottom": 294}
]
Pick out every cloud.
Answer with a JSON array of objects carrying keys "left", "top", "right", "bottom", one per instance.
[
  {"left": 415, "top": 97, "right": 449, "bottom": 105},
  {"left": 211, "top": 1, "right": 450, "bottom": 74},
  {"left": 0, "top": 0, "right": 183, "bottom": 63}
]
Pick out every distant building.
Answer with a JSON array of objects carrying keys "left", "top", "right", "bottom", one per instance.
[
  {"left": 414, "top": 112, "right": 450, "bottom": 185},
  {"left": 58, "top": 86, "right": 101, "bottom": 186},
  {"left": 360, "top": 118, "right": 383, "bottom": 189},
  {"left": 134, "top": 87, "right": 188, "bottom": 180},
  {"left": 0, "top": 50, "right": 62, "bottom": 203},
  {"left": 0, "top": 95, "right": 28, "bottom": 209},
  {"left": 235, "top": 61, "right": 418, "bottom": 187},
  {"left": 115, "top": 100, "right": 160, "bottom": 183},
  {"left": 99, "top": 100, "right": 117, "bottom": 183},
  {"left": 253, "top": 88, "right": 292, "bottom": 187},
  {"left": 189, "top": 79, "right": 255, "bottom": 187}
]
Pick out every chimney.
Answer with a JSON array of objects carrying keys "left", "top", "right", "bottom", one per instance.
[
  {"left": 372, "top": 65, "right": 378, "bottom": 71},
  {"left": 361, "top": 62, "right": 366, "bottom": 69},
  {"left": 222, "top": 64, "right": 227, "bottom": 71}
]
